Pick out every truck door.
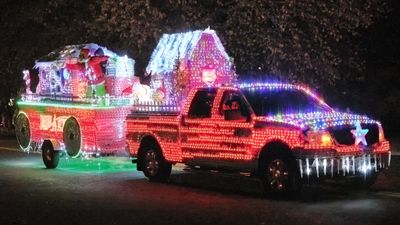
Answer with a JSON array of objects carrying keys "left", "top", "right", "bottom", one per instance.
[
  {"left": 214, "top": 90, "right": 253, "bottom": 161},
  {"left": 180, "top": 88, "right": 218, "bottom": 159},
  {"left": 180, "top": 88, "right": 254, "bottom": 165}
]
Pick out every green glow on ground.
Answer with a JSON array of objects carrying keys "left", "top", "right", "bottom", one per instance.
[
  {"left": 0, "top": 154, "right": 136, "bottom": 174},
  {"left": 57, "top": 156, "right": 135, "bottom": 174}
]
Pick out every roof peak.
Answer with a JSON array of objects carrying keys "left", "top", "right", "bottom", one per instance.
[{"left": 146, "top": 28, "right": 229, "bottom": 74}]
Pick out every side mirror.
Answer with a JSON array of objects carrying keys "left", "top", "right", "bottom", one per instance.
[{"left": 181, "top": 115, "right": 187, "bottom": 126}]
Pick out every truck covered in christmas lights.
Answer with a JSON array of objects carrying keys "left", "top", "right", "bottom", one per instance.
[
  {"left": 15, "top": 43, "right": 136, "bottom": 168},
  {"left": 126, "top": 83, "right": 391, "bottom": 193}
]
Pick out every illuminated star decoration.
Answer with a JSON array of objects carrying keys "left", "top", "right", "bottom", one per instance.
[{"left": 351, "top": 121, "right": 369, "bottom": 146}]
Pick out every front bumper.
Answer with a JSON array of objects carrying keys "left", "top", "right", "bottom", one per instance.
[{"left": 293, "top": 141, "right": 391, "bottom": 178}]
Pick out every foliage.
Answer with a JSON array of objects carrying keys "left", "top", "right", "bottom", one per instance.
[
  {"left": 91, "top": 0, "right": 389, "bottom": 87},
  {"left": 224, "top": 0, "right": 389, "bottom": 86},
  {"left": 0, "top": 0, "right": 96, "bottom": 99}
]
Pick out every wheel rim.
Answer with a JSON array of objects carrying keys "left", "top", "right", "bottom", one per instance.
[
  {"left": 145, "top": 150, "right": 159, "bottom": 176},
  {"left": 63, "top": 117, "right": 81, "bottom": 157},
  {"left": 15, "top": 113, "right": 30, "bottom": 150},
  {"left": 43, "top": 146, "right": 52, "bottom": 161},
  {"left": 267, "top": 159, "right": 289, "bottom": 191}
]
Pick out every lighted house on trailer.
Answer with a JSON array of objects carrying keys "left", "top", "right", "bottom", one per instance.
[{"left": 146, "top": 28, "right": 237, "bottom": 102}]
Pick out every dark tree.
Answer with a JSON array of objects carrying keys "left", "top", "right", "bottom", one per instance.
[{"left": 91, "top": 0, "right": 389, "bottom": 87}]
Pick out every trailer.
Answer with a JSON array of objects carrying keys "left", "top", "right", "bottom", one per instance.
[{"left": 15, "top": 44, "right": 135, "bottom": 168}]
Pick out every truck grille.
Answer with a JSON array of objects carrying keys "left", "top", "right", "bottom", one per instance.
[{"left": 328, "top": 124, "right": 379, "bottom": 146}]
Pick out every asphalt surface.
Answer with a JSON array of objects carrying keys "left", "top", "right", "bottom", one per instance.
[{"left": 1, "top": 138, "right": 400, "bottom": 225}]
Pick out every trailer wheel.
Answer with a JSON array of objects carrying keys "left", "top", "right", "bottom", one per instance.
[
  {"left": 63, "top": 117, "right": 81, "bottom": 158},
  {"left": 15, "top": 113, "right": 31, "bottom": 151},
  {"left": 42, "top": 141, "right": 60, "bottom": 169},
  {"left": 259, "top": 149, "right": 301, "bottom": 195},
  {"left": 140, "top": 142, "right": 171, "bottom": 182}
]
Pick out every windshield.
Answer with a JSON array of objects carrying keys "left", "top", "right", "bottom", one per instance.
[{"left": 241, "top": 88, "right": 332, "bottom": 116}]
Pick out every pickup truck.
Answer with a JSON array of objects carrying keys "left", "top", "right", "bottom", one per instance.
[{"left": 126, "top": 83, "right": 391, "bottom": 194}]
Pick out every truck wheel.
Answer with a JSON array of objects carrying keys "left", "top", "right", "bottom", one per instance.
[
  {"left": 15, "top": 113, "right": 31, "bottom": 151},
  {"left": 141, "top": 143, "right": 171, "bottom": 182},
  {"left": 42, "top": 141, "right": 60, "bottom": 169},
  {"left": 259, "top": 151, "right": 301, "bottom": 195},
  {"left": 63, "top": 117, "right": 81, "bottom": 158}
]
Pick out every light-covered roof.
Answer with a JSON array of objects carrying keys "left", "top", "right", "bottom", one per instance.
[{"left": 146, "top": 28, "right": 230, "bottom": 74}]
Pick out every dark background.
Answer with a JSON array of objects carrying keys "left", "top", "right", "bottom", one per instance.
[{"left": 0, "top": 0, "right": 399, "bottom": 136}]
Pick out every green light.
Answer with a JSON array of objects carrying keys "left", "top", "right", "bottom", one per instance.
[
  {"left": 0, "top": 152, "right": 135, "bottom": 174},
  {"left": 57, "top": 156, "right": 134, "bottom": 174},
  {"left": 17, "top": 100, "right": 118, "bottom": 110}
]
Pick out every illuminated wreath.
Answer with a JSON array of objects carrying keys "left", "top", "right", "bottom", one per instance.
[{"left": 15, "top": 113, "right": 31, "bottom": 151}]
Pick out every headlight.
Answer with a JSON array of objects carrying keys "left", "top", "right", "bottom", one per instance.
[{"left": 306, "top": 130, "right": 334, "bottom": 147}]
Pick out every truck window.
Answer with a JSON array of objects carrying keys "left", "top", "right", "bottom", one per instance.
[
  {"left": 188, "top": 89, "right": 217, "bottom": 118},
  {"left": 220, "top": 91, "right": 250, "bottom": 121},
  {"left": 241, "top": 88, "right": 332, "bottom": 116}
]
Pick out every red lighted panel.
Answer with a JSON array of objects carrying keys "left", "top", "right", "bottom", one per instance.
[{"left": 20, "top": 104, "right": 131, "bottom": 153}]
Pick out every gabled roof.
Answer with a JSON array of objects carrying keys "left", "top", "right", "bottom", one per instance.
[{"left": 146, "top": 28, "right": 230, "bottom": 74}]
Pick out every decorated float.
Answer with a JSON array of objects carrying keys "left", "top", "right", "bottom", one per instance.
[
  {"left": 15, "top": 43, "right": 136, "bottom": 168},
  {"left": 15, "top": 28, "right": 239, "bottom": 169}
]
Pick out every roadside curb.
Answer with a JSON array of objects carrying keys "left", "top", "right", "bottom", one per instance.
[{"left": 392, "top": 151, "right": 400, "bottom": 156}]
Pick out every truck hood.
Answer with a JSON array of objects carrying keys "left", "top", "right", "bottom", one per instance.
[{"left": 257, "top": 111, "right": 379, "bottom": 131}]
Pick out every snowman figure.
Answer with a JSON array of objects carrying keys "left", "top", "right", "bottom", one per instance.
[{"left": 22, "top": 70, "right": 32, "bottom": 94}]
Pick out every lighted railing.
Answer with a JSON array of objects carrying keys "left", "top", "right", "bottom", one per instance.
[
  {"left": 131, "top": 100, "right": 181, "bottom": 114},
  {"left": 20, "top": 94, "right": 182, "bottom": 112},
  {"left": 21, "top": 94, "right": 132, "bottom": 107}
]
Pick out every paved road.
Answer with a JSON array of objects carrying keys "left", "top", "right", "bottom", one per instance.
[{"left": 1, "top": 138, "right": 400, "bottom": 225}]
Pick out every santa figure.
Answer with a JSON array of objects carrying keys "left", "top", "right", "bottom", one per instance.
[
  {"left": 65, "top": 49, "right": 89, "bottom": 98},
  {"left": 151, "top": 74, "right": 167, "bottom": 102},
  {"left": 201, "top": 64, "right": 217, "bottom": 86},
  {"left": 87, "top": 48, "right": 109, "bottom": 97}
]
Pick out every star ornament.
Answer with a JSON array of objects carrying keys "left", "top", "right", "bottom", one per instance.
[{"left": 351, "top": 122, "right": 369, "bottom": 146}]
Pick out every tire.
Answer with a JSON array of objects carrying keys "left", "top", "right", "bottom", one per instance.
[
  {"left": 259, "top": 150, "right": 301, "bottom": 195},
  {"left": 140, "top": 142, "right": 171, "bottom": 182},
  {"left": 42, "top": 141, "right": 60, "bottom": 169},
  {"left": 15, "top": 113, "right": 31, "bottom": 151},
  {"left": 63, "top": 117, "right": 81, "bottom": 158}
]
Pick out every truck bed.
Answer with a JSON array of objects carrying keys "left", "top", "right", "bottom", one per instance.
[
  {"left": 126, "top": 102, "right": 182, "bottom": 161},
  {"left": 129, "top": 102, "right": 181, "bottom": 116}
]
